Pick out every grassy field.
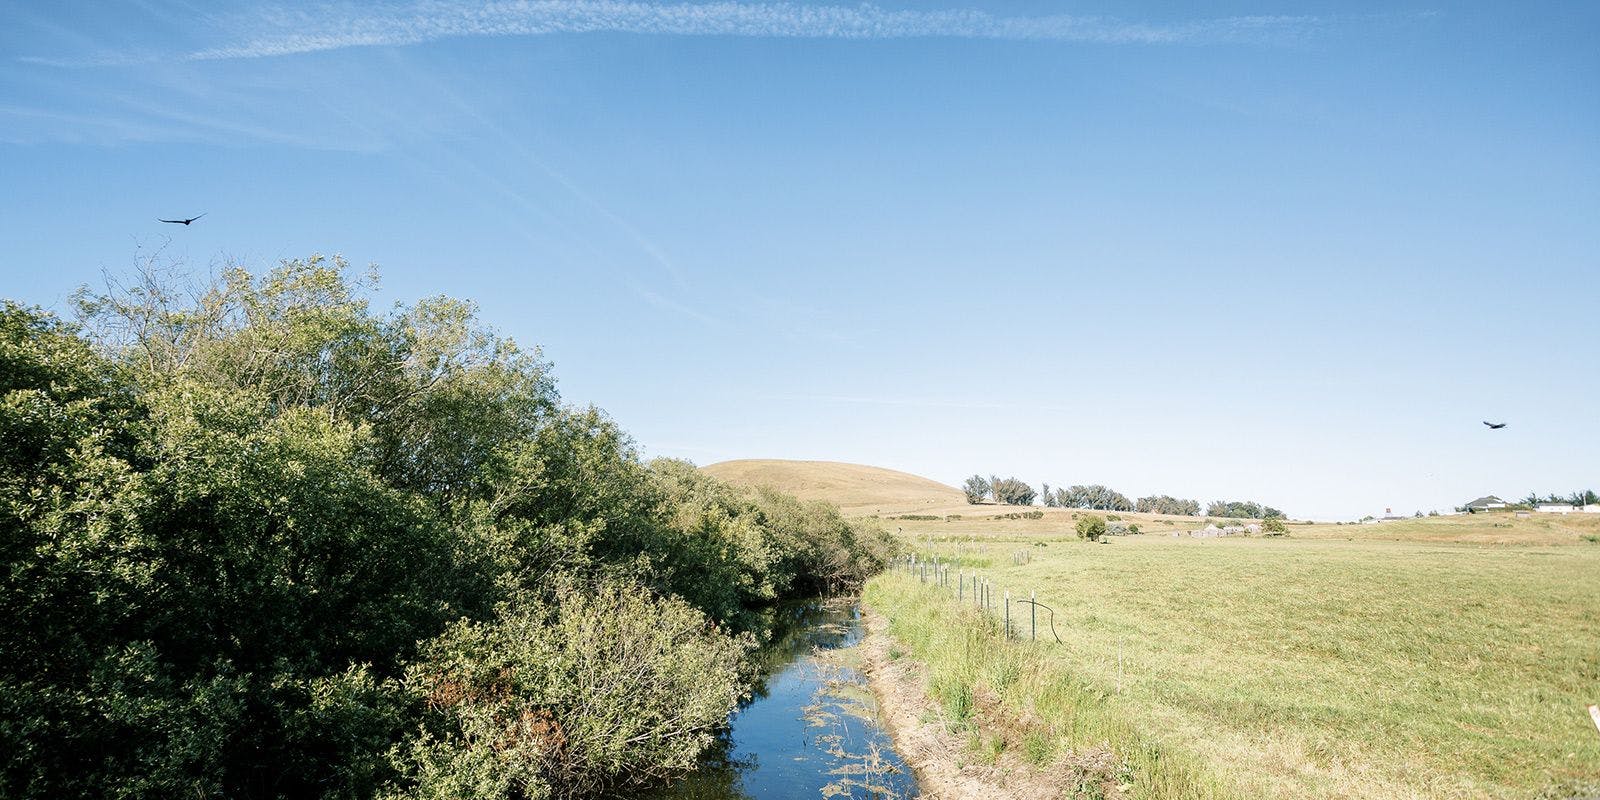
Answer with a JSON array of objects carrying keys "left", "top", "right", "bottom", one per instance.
[
  {"left": 881, "top": 504, "right": 1600, "bottom": 547},
  {"left": 874, "top": 520, "right": 1600, "bottom": 799},
  {"left": 704, "top": 460, "right": 1600, "bottom": 796},
  {"left": 866, "top": 573, "right": 1242, "bottom": 800}
]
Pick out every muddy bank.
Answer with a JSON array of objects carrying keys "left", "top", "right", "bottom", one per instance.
[{"left": 856, "top": 609, "right": 1125, "bottom": 800}]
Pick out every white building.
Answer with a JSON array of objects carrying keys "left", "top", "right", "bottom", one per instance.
[
  {"left": 1462, "top": 495, "right": 1508, "bottom": 513},
  {"left": 1538, "top": 504, "right": 1600, "bottom": 514}
]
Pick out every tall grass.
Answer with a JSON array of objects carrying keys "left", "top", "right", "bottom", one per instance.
[{"left": 865, "top": 573, "right": 1240, "bottom": 800}]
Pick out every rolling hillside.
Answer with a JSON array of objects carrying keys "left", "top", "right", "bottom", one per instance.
[{"left": 701, "top": 459, "right": 966, "bottom": 516}]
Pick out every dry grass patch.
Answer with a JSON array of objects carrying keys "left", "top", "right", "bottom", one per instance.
[{"left": 701, "top": 459, "right": 966, "bottom": 516}]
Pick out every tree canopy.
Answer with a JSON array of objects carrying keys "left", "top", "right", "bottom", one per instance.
[
  {"left": 1522, "top": 490, "right": 1599, "bottom": 507},
  {"left": 991, "top": 476, "right": 1037, "bottom": 506},
  {"left": 962, "top": 474, "right": 990, "bottom": 504},
  {"left": 1054, "top": 484, "right": 1134, "bottom": 511},
  {"left": 1135, "top": 495, "right": 1201, "bottom": 516},
  {"left": 1205, "top": 500, "right": 1284, "bottom": 519},
  {"left": 0, "top": 259, "right": 897, "bottom": 800}
]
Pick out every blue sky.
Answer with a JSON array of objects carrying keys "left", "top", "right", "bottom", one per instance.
[{"left": 3, "top": 1, "right": 1596, "bottom": 519}]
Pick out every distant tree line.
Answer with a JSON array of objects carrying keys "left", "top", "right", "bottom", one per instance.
[
  {"left": 1521, "top": 490, "right": 1599, "bottom": 507},
  {"left": 961, "top": 474, "right": 1035, "bottom": 505},
  {"left": 1050, "top": 484, "right": 1135, "bottom": 511},
  {"left": 1135, "top": 495, "right": 1202, "bottom": 516},
  {"left": 1206, "top": 500, "right": 1284, "bottom": 519},
  {"left": 962, "top": 474, "right": 1289, "bottom": 519}
]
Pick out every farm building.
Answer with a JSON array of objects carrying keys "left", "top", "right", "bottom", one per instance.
[
  {"left": 1536, "top": 504, "right": 1600, "bottom": 514},
  {"left": 1462, "top": 495, "right": 1508, "bottom": 512}
]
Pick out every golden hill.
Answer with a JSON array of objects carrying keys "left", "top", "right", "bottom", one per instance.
[{"left": 701, "top": 459, "right": 966, "bottom": 516}]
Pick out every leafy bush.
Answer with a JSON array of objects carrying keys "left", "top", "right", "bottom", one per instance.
[
  {"left": 1076, "top": 514, "right": 1107, "bottom": 542},
  {"left": 393, "top": 581, "right": 748, "bottom": 799},
  {"left": 994, "top": 510, "right": 1045, "bottom": 520},
  {"left": 1262, "top": 518, "right": 1287, "bottom": 536}
]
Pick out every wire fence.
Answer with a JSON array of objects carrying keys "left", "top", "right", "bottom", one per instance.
[{"left": 893, "top": 552, "right": 1063, "bottom": 645}]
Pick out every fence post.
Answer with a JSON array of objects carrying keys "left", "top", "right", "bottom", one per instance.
[
  {"left": 1004, "top": 590, "right": 1010, "bottom": 639},
  {"left": 1031, "top": 590, "right": 1037, "bottom": 641},
  {"left": 958, "top": 570, "right": 964, "bottom": 600}
]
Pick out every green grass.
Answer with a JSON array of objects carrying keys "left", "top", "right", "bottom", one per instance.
[
  {"left": 866, "top": 573, "right": 1238, "bottom": 800},
  {"left": 869, "top": 535, "right": 1600, "bottom": 799}
]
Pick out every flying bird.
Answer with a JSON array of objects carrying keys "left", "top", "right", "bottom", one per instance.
[
  {"left": 158, "top": 213, "right": 206, "bottom": 225},
  {"left": 1483, "top": 421, "right": 1507, "bottom": 429}
]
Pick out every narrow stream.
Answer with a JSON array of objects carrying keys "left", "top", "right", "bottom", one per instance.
[{"left": 619, "top": 599, "right": 917, "bottom": 800}]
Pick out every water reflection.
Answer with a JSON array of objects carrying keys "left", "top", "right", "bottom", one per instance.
[{"left": 612, "top": 599, "right": 915, "bottom": 800}]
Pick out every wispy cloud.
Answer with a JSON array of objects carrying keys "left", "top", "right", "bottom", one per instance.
[
  {"left": 25, "top": 2, "right": 1343, "bottom": 66},
  {"left": 632, "top": 284, "right": 729, "bottom": 328}
]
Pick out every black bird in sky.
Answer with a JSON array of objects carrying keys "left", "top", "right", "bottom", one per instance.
[
  {"left": 158, "top": 213, "right": 206, "bottom": 225},
  {"left": 1483, "top": 421, "right": 1507, "bottom": 430}
]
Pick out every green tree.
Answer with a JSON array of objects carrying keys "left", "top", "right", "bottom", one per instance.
[
  {"left": 991, "top": 476, "right": 1036, "bottom": 506},
  {"left": 962, "top": 474, "right": 990, "bottom": 504},
  {"left": 1059, "top": 484, "right": 1133, "bottom": 511},
  {"left": 1075, "top": 514, "right": 1107, "bottom": 542},
  {"left": 3, "top": 260, "right": 901, "bottom": 800},
  {"left": 1206, "top": 500, "right": 1282, "bottom": 519},
  {"left": 1136, "top": 495, "right": 1201, "bottom": 515}
]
